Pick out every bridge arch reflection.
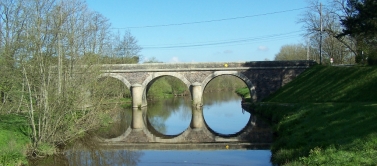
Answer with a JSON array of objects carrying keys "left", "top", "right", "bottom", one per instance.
[{"left": 101, "top": 106, "right": 272, "bottom": 144}]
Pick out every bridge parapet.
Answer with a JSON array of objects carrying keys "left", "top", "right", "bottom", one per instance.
[{"left": 100, "top": 60, "right": 316, "bottom": 72}]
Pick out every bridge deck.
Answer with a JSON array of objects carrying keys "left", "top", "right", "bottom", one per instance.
[{"left": 101, "top": 60, "right": 316, "bottom": 72}]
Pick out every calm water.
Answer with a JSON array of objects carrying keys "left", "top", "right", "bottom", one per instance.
[
  {"left": 33, "top": 149, "right": 271, "bottom": 166},
  {"left": 147, "top": 91, "right": 250, "bottom": 135},
  {"left": 31, "top": 91, "right": 272, "bottom": 166}
]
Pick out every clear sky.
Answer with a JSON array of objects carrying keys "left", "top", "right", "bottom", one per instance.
[{"left": 86, "top": 0, "right": 310, "bottom": 63}]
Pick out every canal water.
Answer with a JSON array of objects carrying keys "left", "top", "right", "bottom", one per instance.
[
  {"left": 147, "top": 91, "right": 251, "bottom": 135},
  {"left": 32, "top": 91, "right": 272, "bottom": 166}
]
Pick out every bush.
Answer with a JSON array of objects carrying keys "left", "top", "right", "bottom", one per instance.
[{"left": 367, "top": 53, "right": 377, "bottom": 65}]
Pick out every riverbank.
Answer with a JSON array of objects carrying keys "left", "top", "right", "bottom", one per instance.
[
  {"left": 238, "top": 65, "right": 377, "bottom": 165},
  {"left": 0, "top": 75, "right": 247, "bottom": 165},
  {"left": 0, "top": 114, "right": 30, "bottom": 165}
]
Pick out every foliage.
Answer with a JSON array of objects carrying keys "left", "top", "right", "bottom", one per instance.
[
  {"left": 96, "top": 77, "right": 131, "bottom": 100},
  {"left": 147, "top": 75, "right": 247, "bottom": 99},
  {"left": 338, "top": 0, "right": 377, "bottom": 65},
  {"left": 299, "top": 0, "right": 356, "bottom": 65},
  {"left": 204, "top": 75, "right": 246, "bottom": 92},
  {"left": 250, "top": 65, "right": 377, "bottom": 165},
  {"left": 235, "top": 87, "right": 250, "bottom": 98},
  {"left": 339, "top": 0, "right": 377, "bottom": 39},
  {"left": 0, "top": 0, "right": 142, "bottom": 162},
  {"left": 0, "top": 114, "right": 30, "bottom": 166},
  {"left": 147, "top": 76, "right": 186, "bottom": 99},
  {"left": 274, "top": 44, "right": 307, "bottom": 61}
]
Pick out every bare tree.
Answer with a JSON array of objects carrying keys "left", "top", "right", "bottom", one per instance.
[
  {"left": 0, "top": 0, "right": 142, "bottom": 157},
  {"left": 111, "top": 31, "right": 142, "bottom": 64},
  {"left": 299, "top": 0, "right": 356, "bottom": 64}
]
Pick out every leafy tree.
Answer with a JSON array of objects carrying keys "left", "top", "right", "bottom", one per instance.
[
  {"left": 339, "top": 0, "right": 377, "bottom": 65},
  {"left": 274, "top": 44, "right": 307, "bottom": 61},
  {"left": 340, "top": 0, "right": 377, "bottom": 38}
]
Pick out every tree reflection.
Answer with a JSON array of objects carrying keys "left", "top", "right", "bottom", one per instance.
[
  {"left": 147, "top": 97, "right": 192, "bottom": 135},
  {"left": 95, "top": 106, "right": 132, "bottom": 139},
  {"left": 30, "top": 139, "right": 144, "bottom": 166},
  {"left": 203, "top": 91, "right": 241, "bottom": 106},
  {"left": 66, "top": 149, "right": 143, "bottom": 166}
]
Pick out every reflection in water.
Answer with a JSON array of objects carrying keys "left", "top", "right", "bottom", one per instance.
[
  {"left": 137, "top": 150, "right": 271, "bottom": 166},
  {"left": 95, "top": 105, "right": 132, "bottom": 139},
  {"left": 66, "top": 149, "right": 143, "bottom": 166},
  {"left": 203, "top": 90, "right": 242, "bottom": 106},
  {"left": 30, "top": 90, "right": 272, "bottom": 165},
  {"left": 31, "top": 132, "right": 144, "bottom": 166},
  {"left": 146, "top": 91, "right": 250, "bottom": 135},
  {"left": 32, "top": 149, "right": 271, "bottom": 166},
  {"left": 30, "top": 148, "right": 144, "bottom": 166},
  {"left": 147, "top": 97, "right": 192, "bottom": 135},
  {"left": 202, "top": 91, "right": 250, "bottom": 135}
]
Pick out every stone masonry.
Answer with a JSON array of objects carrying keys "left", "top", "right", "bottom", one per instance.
[
  {"left": 100, "top": 60, "right": 316, "bottom": 106},
  {"left": 96, "top": 60, "right": 316, "bottom": 144}
]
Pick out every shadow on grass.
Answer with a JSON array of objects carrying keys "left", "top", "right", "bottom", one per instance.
[
  {"left": 265, "top": 66, "right": 377, "bottom": 103},
  {"left": 254, "top": 103, "right": 377, "bottom": 165}
]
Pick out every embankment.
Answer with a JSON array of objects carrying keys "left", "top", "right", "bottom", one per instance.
[{"left": 239, "top": 65, "right": 377, "bottom": 165}]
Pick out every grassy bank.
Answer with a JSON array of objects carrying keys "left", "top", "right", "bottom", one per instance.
[
  {"left": 254, "top": 103, "right": 377, "bottom": 165},
  {"left": 0, "top": 114, "right": 30, "bottom": 166},
  {"left": 244, "top": 65, "right": 377, "bottom": 165}
]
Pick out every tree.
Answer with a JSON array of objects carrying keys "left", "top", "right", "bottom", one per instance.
[
  {"left": 274, "top": 44, "right": 307, "bottom": 61},
  {"left": 111, "top": 31, "right": 142, "bottom": 64},
  {"left": 0, "top": 0, "right": 143, "bottom": 157},
  {"left": 299, "top": 0, "right": 356, "bottom": 64},
  {"left": 143, "top": 57, "right": 162, "bottom": 63},
  {"left": 339, "top": 0, "right": 377, "bottom": 64},
  {"left": 339, "top": 0, "right": 377, "bottom": 38}
]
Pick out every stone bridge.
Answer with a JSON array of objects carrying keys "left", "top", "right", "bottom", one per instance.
[
  {"left": 99, "top": 60, "right": 315, "bottom": 108},
  {"left": 96, "top": 60, "right": 316, "bottom": 145}
]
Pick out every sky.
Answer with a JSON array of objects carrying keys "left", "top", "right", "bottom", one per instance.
[{"left": 86, "top": 0, "right": 311, "bottom": 63}]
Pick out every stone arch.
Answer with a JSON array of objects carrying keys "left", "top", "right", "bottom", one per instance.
[
  {"left": 141, "top": 72, "right": 192, "bottom": 106},
  {"left": 142, "top": 72, "right": 191, "bottom": 88},
  {"left": 201, "top": 71, "right": 257, "bottom": 102},
  {"left": 98, "top": 73, "right": 132, "bottom": 89}
]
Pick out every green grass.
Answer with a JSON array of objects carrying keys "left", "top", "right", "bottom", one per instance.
[
  {"left": 253, "top": 103, "right": 377, "bottom": 165},
  {"left": 235, "top": 87, "right": 250, "bottom": 98},
  {"left": 0, "top": 114, "right": 30, "bottom": 166},
  {"left": 246, "top": 65, "right": 377, "bottom": 165},
  {"left": 264, "top": 65, "right": 377, "bottom": 103}
]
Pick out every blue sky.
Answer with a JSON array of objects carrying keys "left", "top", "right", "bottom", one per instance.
[{"left": 86, "top": 0, "right": 310, "bottom": 63}]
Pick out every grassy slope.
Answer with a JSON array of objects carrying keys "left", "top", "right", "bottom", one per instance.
[
  {"left": 0, "top": 114, "right": 30, "bottom": 166},
  {"left": 251, "top": 65, "right": 377, "bottom": 165},
  {"left": 265, "top": 65, "right": 377, "bottom": 103}
]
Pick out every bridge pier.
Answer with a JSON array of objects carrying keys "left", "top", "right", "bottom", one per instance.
[
  {"left": 191, "top": 82, "right": 203, "bottom": 107},
  {"left": 131, "top": 84, "right": 143, "bottom": 108}
]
